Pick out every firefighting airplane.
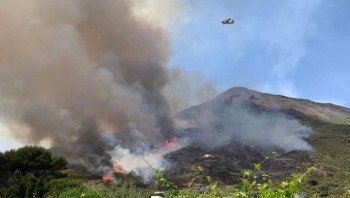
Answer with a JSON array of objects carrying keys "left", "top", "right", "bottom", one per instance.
[{"left": 221, "top": 18, "right": 234, "bottom": 25}]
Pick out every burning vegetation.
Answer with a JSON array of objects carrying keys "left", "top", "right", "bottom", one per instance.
[
  {"left": 164, "top": 136, "right": 181, "bottom": 150},
  {"left": 0, "top": 0, "right": 313, "bottom": 186},
  {"left": 0, "top": 0, "right": 189, "bottom": 175},
  {"left": 102, "top": 175, "right": 112, "bottom": 182}
]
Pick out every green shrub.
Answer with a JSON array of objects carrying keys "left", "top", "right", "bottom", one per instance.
[
  {"left": 5, "top": 171, "right": 42, "bottom": 198},
  {"left": 108, "top": 185, "right": 152, "bottom": 198},
  {"left": 58, "top": 187, "right": 106, "bottom": 198},
  {"left": 148, "top": 158, "right": 317, "bottom": 198},
  {"left": 45, "top": 178, "right": 83, "bottom": 198}
]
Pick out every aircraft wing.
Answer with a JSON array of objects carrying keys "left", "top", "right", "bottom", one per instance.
[{"left": 222, "top": 18, "right": 234, "bottom": 24}]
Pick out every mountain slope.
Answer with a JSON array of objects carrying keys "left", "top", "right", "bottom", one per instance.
[
  {"left": 181, "top": 86, "right": 350, "bottom": 125},
  {"left": 166, "top": 87, "right": 350, "bottom": 196}
]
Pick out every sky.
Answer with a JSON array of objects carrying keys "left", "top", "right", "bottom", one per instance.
[
  {"left": 1, "top": 0, "right": 350, "bottom": 151},
  {"left": 168, "top": 0, "right": 350, "bottom": 107}
]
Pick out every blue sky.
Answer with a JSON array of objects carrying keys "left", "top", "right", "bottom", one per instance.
[{"left": 168, "top": 0, "right": 350, "bottom": 107}]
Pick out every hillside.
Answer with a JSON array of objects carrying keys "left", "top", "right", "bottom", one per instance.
[
  {"left": 5, "top": 87, "right": 349, "bottom": 197},
  {"left": 165, "top": 87, "right": 350, "bottom": 197},
  {"left": 180, "top": 87, "right": 350, "bottom": 125}
]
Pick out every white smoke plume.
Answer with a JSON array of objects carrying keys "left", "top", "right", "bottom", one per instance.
[{"left": 176, "top": 98, "right": 313, "bottom": 152}]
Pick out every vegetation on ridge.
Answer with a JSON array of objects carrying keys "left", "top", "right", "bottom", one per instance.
[{"left": 1, "top": 144, "right": 350, "bottom": 197}]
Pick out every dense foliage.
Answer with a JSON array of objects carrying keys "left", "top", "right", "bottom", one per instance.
[
  {"left": 0, "top": 146, "right": 66, "bottom": 174},
  {"left": 0, "top": 146, "right": 67, "bottom": 197}
]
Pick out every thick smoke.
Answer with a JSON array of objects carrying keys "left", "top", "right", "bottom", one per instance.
[
  {"left": 0, "top": 0, "right": 195, "bottom": 172},
  {"left": 0, "top": 0, "right": 311, "bottom": 177}
]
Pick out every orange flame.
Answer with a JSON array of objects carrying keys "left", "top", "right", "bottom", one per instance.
[
  {"left": 164, "top": 136, "right": 180, "bottom": 150},
  {"left": 102, "top": 174, "right": 112, "bottom": 181}
]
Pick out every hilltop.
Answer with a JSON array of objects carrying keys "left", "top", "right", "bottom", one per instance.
[{"left": 180, "top": 86, "right": 350, "bottom": 125}]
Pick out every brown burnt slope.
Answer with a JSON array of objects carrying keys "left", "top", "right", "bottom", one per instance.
[{"left": 164, "top": 143, "right": 310, "bottom": 188}]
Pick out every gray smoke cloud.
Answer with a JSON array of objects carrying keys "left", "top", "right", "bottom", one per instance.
[
  {"left": 176, "top": 100, "right": 313, "bottom": 152},
  {"left": 0, "top": 0, "right": 217, "bottom": 173},
  {"left": 0, "top": 0, "right": 203, "bottom": 172},
  {"left": 0, "top": 0, "right": 311, "bottom": 176}
]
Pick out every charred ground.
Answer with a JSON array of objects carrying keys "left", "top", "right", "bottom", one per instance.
[{"left": 162, "top": 87, "right": 350, "bottom": 196}]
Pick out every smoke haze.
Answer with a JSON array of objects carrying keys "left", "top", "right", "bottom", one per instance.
[
  {"left": 0, "top": 0, "right": 312, "bottom": 176},
  {"left": 176, "top": 97, "right": 313, "bottom": 152}
]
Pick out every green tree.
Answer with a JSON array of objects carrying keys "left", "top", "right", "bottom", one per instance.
[
  {"left": 1, "top": 146, "right": 68, "bottom": 198},
  {"left": 23, "top": 173, "right": 37, "bottom": 198},
  {"left": 45, "top": 178, "right": 83, "bottom": 198},
  {"left": 4, "top": 146, "right": 67, "bottom": 173},
  {"left": 0, "top": 152, "right": 10, "bottom": 172},
  {"left": 34, "top": 176, "right": 46, "bottom": 198},
  {"left": 52, "top": 156, "right": 67, "bottom": 171},
  {"left": 5, "top": 170, "right": 23, "bottom": 198}
]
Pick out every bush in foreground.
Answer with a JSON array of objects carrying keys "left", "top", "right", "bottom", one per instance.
[{"left": 149, "top": 159, "right": 317, "bottom": 198}]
